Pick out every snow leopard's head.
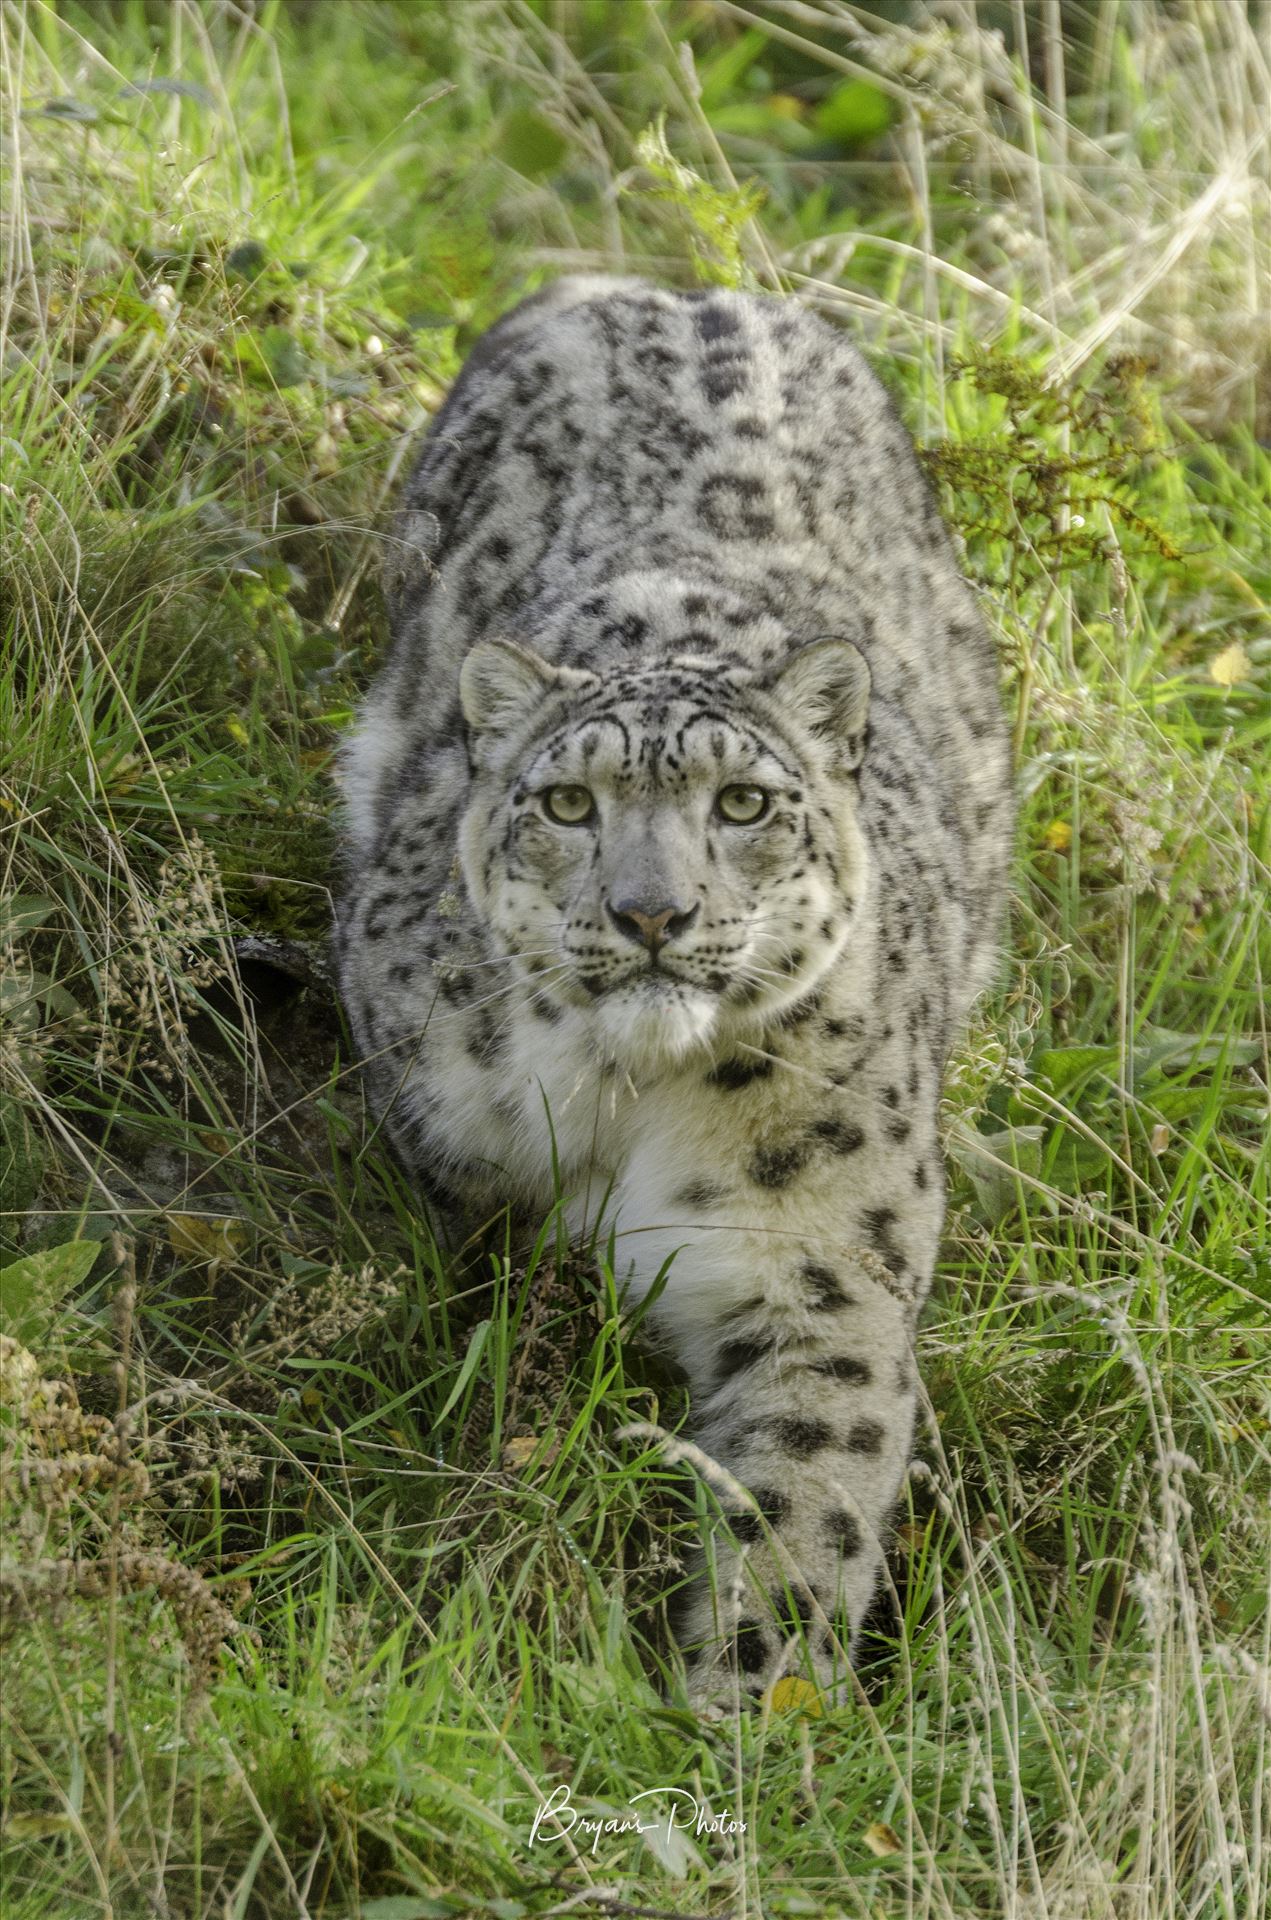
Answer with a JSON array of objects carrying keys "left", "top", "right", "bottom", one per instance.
[{"left": 457, "top": 636, "right": 872, "bottom": 1069}]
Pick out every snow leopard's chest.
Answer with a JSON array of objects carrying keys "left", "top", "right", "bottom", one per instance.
[{"left": 368, "top": 862, "right": 943, "bottom": 1263}]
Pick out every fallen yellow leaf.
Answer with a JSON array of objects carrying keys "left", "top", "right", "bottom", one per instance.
[
  {"left": 166, "top": 1213, "right": 248, "bottom": 1269},
  {"left": 101, "top": 753, "right": 143, "bottom": 795},
  {"left": 3, "top": 1812, "right": 75, "bottom": 1840},
  {"left": 765, "top": 1675, "right": 823, "bottom": 1717},
  {"left": 862, "top": 1820, "right": 903, "bottom": 1857},
  {"left": 1209, "top": 642, "right": 1251, "bottom": 688}
]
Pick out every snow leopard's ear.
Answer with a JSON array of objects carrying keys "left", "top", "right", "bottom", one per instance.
[
  {"left": 460, "top": 640, "right": 587, "bottom": 736},
  {"left": 767, "top": 638, "right": 871, "bottom": 772}
]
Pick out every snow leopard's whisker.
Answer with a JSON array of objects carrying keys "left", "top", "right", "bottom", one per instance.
[
  {"left": 732, "top": 960, "right": 801, "bottom": 994},
  {"left": 445, "top": 947, "right": 558, "bottom": 971},
  {"left": 750, "top": 970, "right": 826, "bottom": 1001},
  {"left": 429, "top": 981, "right": 528, "bottom": 1020},
  {"left": 412, "top": 949, "right": 555, "bottom": 980},
  {"left": 455, "top": 968, "right": 571, "bottom": 1021},
  {"left": 734, "top": 966, "right": 787, "bottom": 989},
  {"left": 479, "top": 970, "right": 573, "bottom": 1043},
  {"left": 471, "top": 984, "right": 581, "bottom": 1068},
  {"left": 464, "top": 964, "right": 583, "bottom": 1050},
  {"left": 354, "top": 969, "right": 574, "bottom": 1077},
  {"left": 729, "top": 1039, "right": 849, "bottom": 1096},
  {"left": 384, "top": 969, "right": 558, "bottom": 1039}
]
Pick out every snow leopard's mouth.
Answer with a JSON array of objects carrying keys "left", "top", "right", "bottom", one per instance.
[
  {"left": 632, "top": 953, "right": 695, "bottom": 982},
  {"left": 565, "top": 950, "right": 727, "bottom": 1000},
  {"left": 591, "top": 971, "right": 719, "bottom": 1066},
  {"left": 608, "top": 957, "right": 722, "bottom": 996}
]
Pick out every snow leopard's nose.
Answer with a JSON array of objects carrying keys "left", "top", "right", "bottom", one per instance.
[{"left": 607, "top": 898, "right": 700, "bottom": 952}]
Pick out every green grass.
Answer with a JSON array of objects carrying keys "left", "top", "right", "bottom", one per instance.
[{"left": 2, "top": 2, "right": 1268, "bottom": 1916}]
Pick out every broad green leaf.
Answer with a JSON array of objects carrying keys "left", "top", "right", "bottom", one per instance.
[
  {"left": 636, "top": 1791, "right": 706, "bottom": 1875},
  {"left": 0, "top": 894, "right": 57, "bottom": 940},
  {"left": 948, "top": 1122, "right": 1044, "bottom": 1224},
  {"left": 325, "top": 369, "right": 372, "bottom": 398},
  {"left": 710, "top": 102, "right": 820, "bottom": 153},
  {"left": 496, "top": 107, "right": 567, "bottom": 177},
  {"left": 698, "top": 26, "right": 768, "bottom": 110},
  {"left": 226, "top": 240, "right": 267, "bottom": 279},
  {"left": 260, "top": 325, "right": 311, "bottom": 388},
  {"left": 0, "top": 890, "right": 57, "bottom": 936},
  {"left": 1135, "top": 1027, "right": 1260, "bottom": 1075},
  {"left": 814, "top": 78, "right": 893, "bottom": 145},
  {"left": 1, "top": 1095, "right": 45, "bottom": 1218},
  {"left": 1033, "top": 1045, "right": 1118, "bottom": 1093},
  {"left": 0, "top": 1239, "right": 103, "bottom": 1343},
  {"left": 2, "top": 1812, "right": 76, "bottom": 1838},
  {"left": 1, "top": 971, "right": 79, "bottom": 1022}
]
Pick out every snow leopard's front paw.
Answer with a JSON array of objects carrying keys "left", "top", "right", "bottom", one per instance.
[{"left": 674, "top": 1547, "right": 854, "bottom": 1715}]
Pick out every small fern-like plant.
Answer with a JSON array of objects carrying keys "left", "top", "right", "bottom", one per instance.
[
  {"left": 923, "top": 349, "right": 1186, "bottom": 758},
  {"left": 629, "top": 117, "right": 767, "bottom": 290},
  {"left": 923, "top": 349, "right": 1182, "bottom": 581}
]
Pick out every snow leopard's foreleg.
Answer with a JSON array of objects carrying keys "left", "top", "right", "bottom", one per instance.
[{"left": 616, "top": 1162, "right": 924, "bottom": 1707}]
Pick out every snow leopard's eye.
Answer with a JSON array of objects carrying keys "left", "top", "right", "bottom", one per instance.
[
  {"left": 716, "top": 784, "right": 770, "bottom": 824},
  {"left": 543, "top": 784, "right": 595, "bottom": 826}
]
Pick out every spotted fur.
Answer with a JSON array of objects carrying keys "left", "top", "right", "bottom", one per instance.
[{"left": 336, "top": 276, "right": 1012, "bottom": 1705}]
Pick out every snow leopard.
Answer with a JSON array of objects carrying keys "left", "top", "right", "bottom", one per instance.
[{"left": 335, "top": 275, "right": 1012, "bottom": 1705}]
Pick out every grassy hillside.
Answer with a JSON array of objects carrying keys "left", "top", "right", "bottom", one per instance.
[{"left": 2, "top": 3, "right": 1268, "bottom": 1917}]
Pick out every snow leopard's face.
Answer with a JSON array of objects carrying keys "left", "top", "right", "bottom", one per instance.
[{"left": 458, "top": 641, "right": 871, "bottom": 1069}]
